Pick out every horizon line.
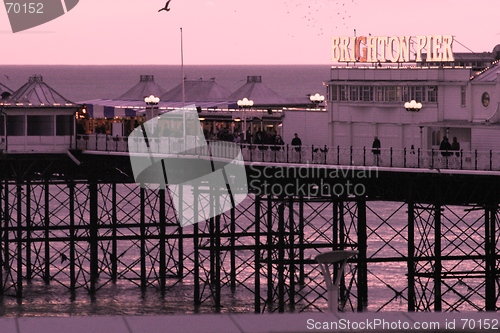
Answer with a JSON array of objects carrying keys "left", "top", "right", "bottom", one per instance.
[{"left": 0, "top": 63, "right": 335, "bottom": 66}]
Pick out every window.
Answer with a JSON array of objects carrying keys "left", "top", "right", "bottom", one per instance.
[
  {"left": 411, "top": 86, "right": 424, "bottom": 102},
  {"left": 384, "top": 86, "right": 399, "bottom": 102},
  {"left": 27, "top": 115, "right": 54, "bottom": 136},
  {"left": 361, "top": 86, "right": 373, "bottom": 101},
  {"left": 427, "top": 86, "right": 438, "bottom": 102},
  {"left": 349, "top": 86, "right": 359, "bottom": 101},
  {"left": 328, "top": 85, "right": 338, "bottom": 101},
  {"left": 56, "top": 115, "right": 74, "bottom": 136},
  {"left": 7, "top": 115, "right": 25, "bottom": 136},
  {"left": 375, "top": 87, "right": 384, "bottom": 102},
  {"left": 401, "top": 87, "right": 410, "bottom": 102},
  {"left": 339, "top": 85, "right": 348, "bottom": 101},
  {"left": 482, "top": 92, "right": 490, "bottom": 107},
  {"left": 461, "top": 86, "right": 466, "bottom": 106}
]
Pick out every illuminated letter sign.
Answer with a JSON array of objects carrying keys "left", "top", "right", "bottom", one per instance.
[{"left": 331, "top": 35, "right": 454, "bottom": 63}]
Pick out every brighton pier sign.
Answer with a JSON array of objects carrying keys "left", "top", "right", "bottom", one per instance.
[{"left": 331, "top": 35, "right": 454, "bottom": 63}]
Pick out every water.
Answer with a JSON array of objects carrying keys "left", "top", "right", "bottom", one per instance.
[
  {"left": 0, "top": 65, "right": 330, "bottom": 103},
  {"left": 0, "top": 66, "right": 488, "bottom": 316}
]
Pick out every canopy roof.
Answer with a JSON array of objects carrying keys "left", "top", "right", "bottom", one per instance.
[
  {"left": 161, "top": 78, "right": 232, "bottom": 102},
  {"left": 0, "top": 82, "right": 13, "bottom": 93},
  {"left": 6, "top": 75, "right": 75, "bottom": 106},
  {"left": 228, "top": 76, "right": 294, "bottom": 107},
  {"left": 117, "top": 75, "right": 167, "bottom": 100},
  {"left": 0, "top": 82, "right": 13, "bottom": 99}
]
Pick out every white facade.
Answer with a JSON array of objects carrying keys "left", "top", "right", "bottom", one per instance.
[
  {"left": 282, "top": 108, "right": 328, "bottom": 147},
  {"left": 326, "top": 62, "right": 500, "bottom": 152},
  {"left": 1, "top": 107, "right": 77, "bottom": 153}
]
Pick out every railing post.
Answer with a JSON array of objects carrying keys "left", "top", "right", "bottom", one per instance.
[
  {"left": 475, "top": 150, "right": 478, "bottom": 170},
  {"left": 311, "top": 145, "right": 315, "bottom": 164},
  {"left": 324, "top": 145, "right": 327, "bottom": 164},
  {"left": 363, "top": 146, "right": 366, "bottom": 166},
  {"left": 490, "top": 150, "right": 493, "bottom": 171},
  {"left": 390, "top": 147, "right": 393, "bottom": 167},
  {"left": 403, "top": 147, "right": 407, "bottom": 168},
  {"left": 417, "top": 148, "right": 421, "bottom": 168},
  {"left": 337, "top": 146, "right": 340, "bottom": 165},
  {"left": 431, "top": 149, "right": 434, "bottom": 169},
  {"left": 286, "top": 144, "right": 289, "bottom": 164},
  {"left": 350, "top": 146, "right": 353, "bottom": 166},
  {"left": 460, "top": 149, "right": 463, "bottom": 170}
]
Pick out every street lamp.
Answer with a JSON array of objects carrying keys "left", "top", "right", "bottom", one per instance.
[
  {"left": 404, "top": 100, "right": 422, "bottom": 151},
  {"left": 310, "top": 93, "right": 325, "bottom": 107},
  {"left": 237, "top": 97, "right": 253, "bottom": 142},
  {"left": 144, "top": 95, "right": 160, "bottom": 133},
  {"left": 144, "top": 95, "right": 160, "bottom": 121}
]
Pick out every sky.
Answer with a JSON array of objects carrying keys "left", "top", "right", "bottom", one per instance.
[{"left": 0, "top": 0, "right": 499, "bottom": 65}]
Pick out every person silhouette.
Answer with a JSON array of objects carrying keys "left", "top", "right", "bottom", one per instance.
[
  {"left": 451, "top": 137, "right": 460, "bottom": 157},
  {"left": 372, "top": 136, "right": 381, "bottom": 165},
  {"left": 291, "top": 133, "right": 302, "bottom": 152}
]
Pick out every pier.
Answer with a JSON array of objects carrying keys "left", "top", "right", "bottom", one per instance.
[{"left": 0, "top": 137, "right": 499, "bottom": 313}]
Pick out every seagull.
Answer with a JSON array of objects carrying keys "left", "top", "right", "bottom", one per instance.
[
  {"left": 4, "top": 75, "right": 10, "bottom": 80},
  {"left": 158, "top": 0, "right": 171, "bottom": 12}
]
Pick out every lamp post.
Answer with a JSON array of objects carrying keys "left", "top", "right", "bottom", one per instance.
[
  {"left": 144, "top": 95, "right": 160, "bottom": 133},
  {"left": 237, "top": 98, "right": 254, "bottom": 142},
  {"left": 404, "top": 100, "right": 422, "bottom": 151},
  {"left": 310, "top": 93, "right": 325, "bottom": 107}
]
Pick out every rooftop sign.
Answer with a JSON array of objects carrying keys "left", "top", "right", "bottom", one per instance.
[{"left": 331, "top": 35, "right": 454, "bottom": 63}]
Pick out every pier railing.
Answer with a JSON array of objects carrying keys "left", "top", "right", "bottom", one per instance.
[{"left": 76, "top": 134, "right": 500, "bottom": 171}]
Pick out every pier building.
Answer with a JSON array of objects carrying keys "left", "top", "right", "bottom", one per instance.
[
  {"left": 324, "top": 42, "right": 500, "bottom": 152},
  {"left": 0, "top": 75, "right": 80, "bottom": 153}
]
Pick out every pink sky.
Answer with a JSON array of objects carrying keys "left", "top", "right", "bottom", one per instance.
[{"left": 1, "top": 0, "right": 498, "bottom": 65}]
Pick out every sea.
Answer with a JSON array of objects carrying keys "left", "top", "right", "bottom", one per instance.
[
  {"left": 0, "top": 64, "right": 330, "bottom": 103},
  {"left": 0, "top": 65, "right": 486, "bottom": 317}
]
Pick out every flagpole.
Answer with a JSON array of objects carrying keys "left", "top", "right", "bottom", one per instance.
[{"left": 180, "top": 27, "right": 185, "bottom": 107}]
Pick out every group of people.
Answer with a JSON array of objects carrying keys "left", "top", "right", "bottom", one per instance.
[
  {"left": 439, "top": 136, "right": 460, "bottom": 156},
  {"left": 371, "top": 135, "right": 461, "bottom": 159},
  {"left": 203, "top": 128, "right": 302, "bottom": 150}
]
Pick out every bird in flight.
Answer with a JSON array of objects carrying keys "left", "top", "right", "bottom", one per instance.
[{"left": 158, "top": 0, "right": 172, "bottom": 12}]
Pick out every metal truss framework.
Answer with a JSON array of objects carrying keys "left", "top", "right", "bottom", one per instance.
[{"left": 0, "top": 180, "right": 498, "bottom": 313}]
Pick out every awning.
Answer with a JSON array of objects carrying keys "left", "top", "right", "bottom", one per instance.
[
  {"left": 78, "top": 99, "right": 233, "bottom": 119},
  {"left": 86, "top": 104, "right": 137, "bottom": 118}
]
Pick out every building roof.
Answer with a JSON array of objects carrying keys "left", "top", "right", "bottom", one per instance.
[
  {"left": 0, "top": 82, "right": 13, "bottom": 93},
  {"left": 0, "top": 82, "right": 13, "bottom": 99},
  {"left": 6, "top": 75, "right": 75, "bottom": 106},
  {"left": 228, "top": 76, "right": 291, "bottom": 107},
  {"left": 161, "top": 78, "right": 232, "bottom": 102},
  {"left": 117, "top": 75, "right": 167, "bottom": 101},
  {"left": 472, "top": 60, "right": 500, "bottom": 82}
]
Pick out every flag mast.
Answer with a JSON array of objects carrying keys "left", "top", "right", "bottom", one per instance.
[{"left": 180, "top": 27, "right": 185, "bottom": 107}]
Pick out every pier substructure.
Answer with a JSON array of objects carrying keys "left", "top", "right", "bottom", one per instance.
[
  {"left": 252, "top": 196, "right": 361, "bottom": 313},
  {"left": 0, "top": 154, "right": 499, "bottom": 313}
]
